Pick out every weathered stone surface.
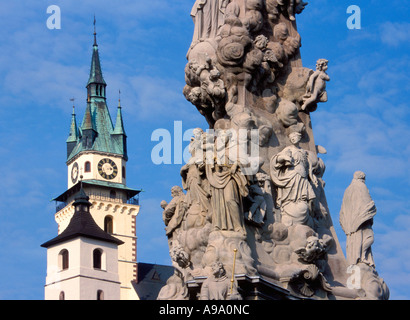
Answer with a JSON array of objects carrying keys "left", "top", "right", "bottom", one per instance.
[{"left": 159, "top": 0, "right": 388, "bottom": 300}]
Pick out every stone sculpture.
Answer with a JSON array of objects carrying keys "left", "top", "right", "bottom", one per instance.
[
  {"left": 200, "top": 262, "right": 241, "bottom": 300},
  {"left": 158, "top": 0, "right": 388, "bottom": 300},
  {"left": 339, "top": 171, "right": 390, "bottom": 300},
  {"left": 246, "top": 172, "right": 270, "bottom": 226},
  {"left": 191, "top": 0, "right": 231, "bottom": 43},
  {"left": 266, "top": 0, "right": 308, "bottom": 22},
  {"left": 270, "top": 125, "right": 318, "bottom": 227},
  {"left": 162, "top": 186, "right": 187, "bottom": 244},
  {"left": 301, "top": 58, "right": 330, "bottom": 111},
  {"left": 340, "top": 171, "right": 376, "bottom": 267}
]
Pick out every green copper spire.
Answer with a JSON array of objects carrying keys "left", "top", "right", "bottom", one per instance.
[
  {"left": 66, "top": 101, "right": 80, "bottom": 159},
  {"left": 111, "top": 90, "right": 128, "bottom": 161},
  {"left": 113, "top": 94, "right": 126, "bottom": 135},
  {"left": 87, "top": 17, "right": 106, "bottom": 88},
  {"left": 66, "top": 23, "right": 128, "bottom": 162},
  {"left": 79, "top": 96, "right": 98, "bottom": 150},
  {"left": 66, "top": 104, "right": 79, "bottom": 143},
  {"left": 81, "top": 97, "right": 95, "bottom": 131}
]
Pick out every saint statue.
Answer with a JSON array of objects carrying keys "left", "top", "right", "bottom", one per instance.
[
  {"left": 339, "top": 171, "right": 376, "bottom": 268},
  {"left": 270, "top": 128, "right": 317, "bottom": 226},
  {"left": 205, "top": 123, "right": 249, "bottom": 236},
  {"left": 180, "top": 129, "right": 212, "bottom": 228},
  {"left": 162, "top": 186, "right": 187, "bottom": 242},
  {"left": 200, "top": 262, "right": 241, "bottom": 300}
]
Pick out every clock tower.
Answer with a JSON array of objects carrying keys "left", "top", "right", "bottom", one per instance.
[{"left": 52, "top": 26, "right": 141, "bottom": 300}]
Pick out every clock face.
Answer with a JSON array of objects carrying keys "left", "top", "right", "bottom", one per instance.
[
  {"left": 97, "top": 158, "right": 118, "bottom": 180},
  {"left": 71, "top": 162, "right": 79, "bottom": 184}
]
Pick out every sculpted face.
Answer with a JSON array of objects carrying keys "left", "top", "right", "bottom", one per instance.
[
  {"left": 211, "top": 262, "right": 225, "bottom": 278},
  {"left": 193, "top": 128, "right": 203, "bottom": 139},
  {"left": 171, "top": 186, "right": 182, "bottom": 198},
  {"left": 289, "top": 132, "right": 302, "bottom": 145}
]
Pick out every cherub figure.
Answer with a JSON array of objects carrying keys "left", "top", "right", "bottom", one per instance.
[
  {"left": 204, "top": 68, "right": 226, "bottom": 120},
  {"left": 294, "top": 235, "right": 332, "bottom": 263},
  {"left": 301, "top": 59, "right": 330, "bottom": 111}
]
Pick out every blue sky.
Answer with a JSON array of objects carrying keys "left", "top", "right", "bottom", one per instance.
[{"left": 0, "top": 0, "right": 408, "bottom": 300}]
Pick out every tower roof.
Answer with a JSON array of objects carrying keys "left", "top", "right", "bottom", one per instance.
[
  {"left": 66, "top": 105, "right": 79, "bottom": 143},
  {"left": 42, "top": 188, "right": 124, "bottom": 248},
  {"left": 86, "top": 19, "right": 106, "bottom": 87},
  {"left": 66, "top": 24, "right": 127, "bottom": 162},
  {"left": 113, "top": 97, "right": 126, "bottom": 136},
  {"left": 81, "top": 99, "right": 97, "bottom": 131}
]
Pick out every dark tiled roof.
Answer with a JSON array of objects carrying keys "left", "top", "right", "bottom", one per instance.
[
  {"left": 132, "top": 263, "right": 174, "bottom": 300},
  {"left": 42, "top": 189, "right": 124, "bottom": 248}
]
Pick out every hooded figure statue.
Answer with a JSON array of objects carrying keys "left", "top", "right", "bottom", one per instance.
[{"left": 339, "top": 171, "right": 376, "bottom": 267}]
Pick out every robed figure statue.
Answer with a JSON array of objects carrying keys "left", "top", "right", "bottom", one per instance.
[
  {"left": 339, "top": 171, "right": 376, "bottom": 268},
  {"left": 191, "top": 0, "right": 231, "bottom": 42}
]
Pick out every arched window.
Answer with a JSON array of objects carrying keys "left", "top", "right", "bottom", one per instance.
[
  {"left": 93, "top": 249, "right": 103, "bottom": 269},
  {"left": 97, "top": 290, "right": 104, "bottom": 300},
  {"left": 122, "top": 166, "right": 126, "bottom": 179},
  {"left": 104, "top": 216, "right": 113, "bottom": 234},
  {"left": 59, "top": 249, "right": 69, "bottom": 271},
  {"left": 84, "top": 161, "right": 91, "bottom": 173},
  {"left": 84, "top": 137, "right": 89, "bottom": 148},
  {"left": 59, "top": 291, "right": 65, "bottom": 300}
]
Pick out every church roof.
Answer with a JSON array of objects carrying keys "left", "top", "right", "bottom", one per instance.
[{"left": 42, "top": 188, "right": 124, "bottom": 248}]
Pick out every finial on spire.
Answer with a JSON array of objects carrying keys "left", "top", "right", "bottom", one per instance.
[
  {"left": 118, "top": 89, "right": 122, "bottom": 108},
  {"left": 70, "top": 98, "right": 76, "bottom": 114},
  {"left": 93, "top": 15, "right": 97, "bottom": 46}
]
